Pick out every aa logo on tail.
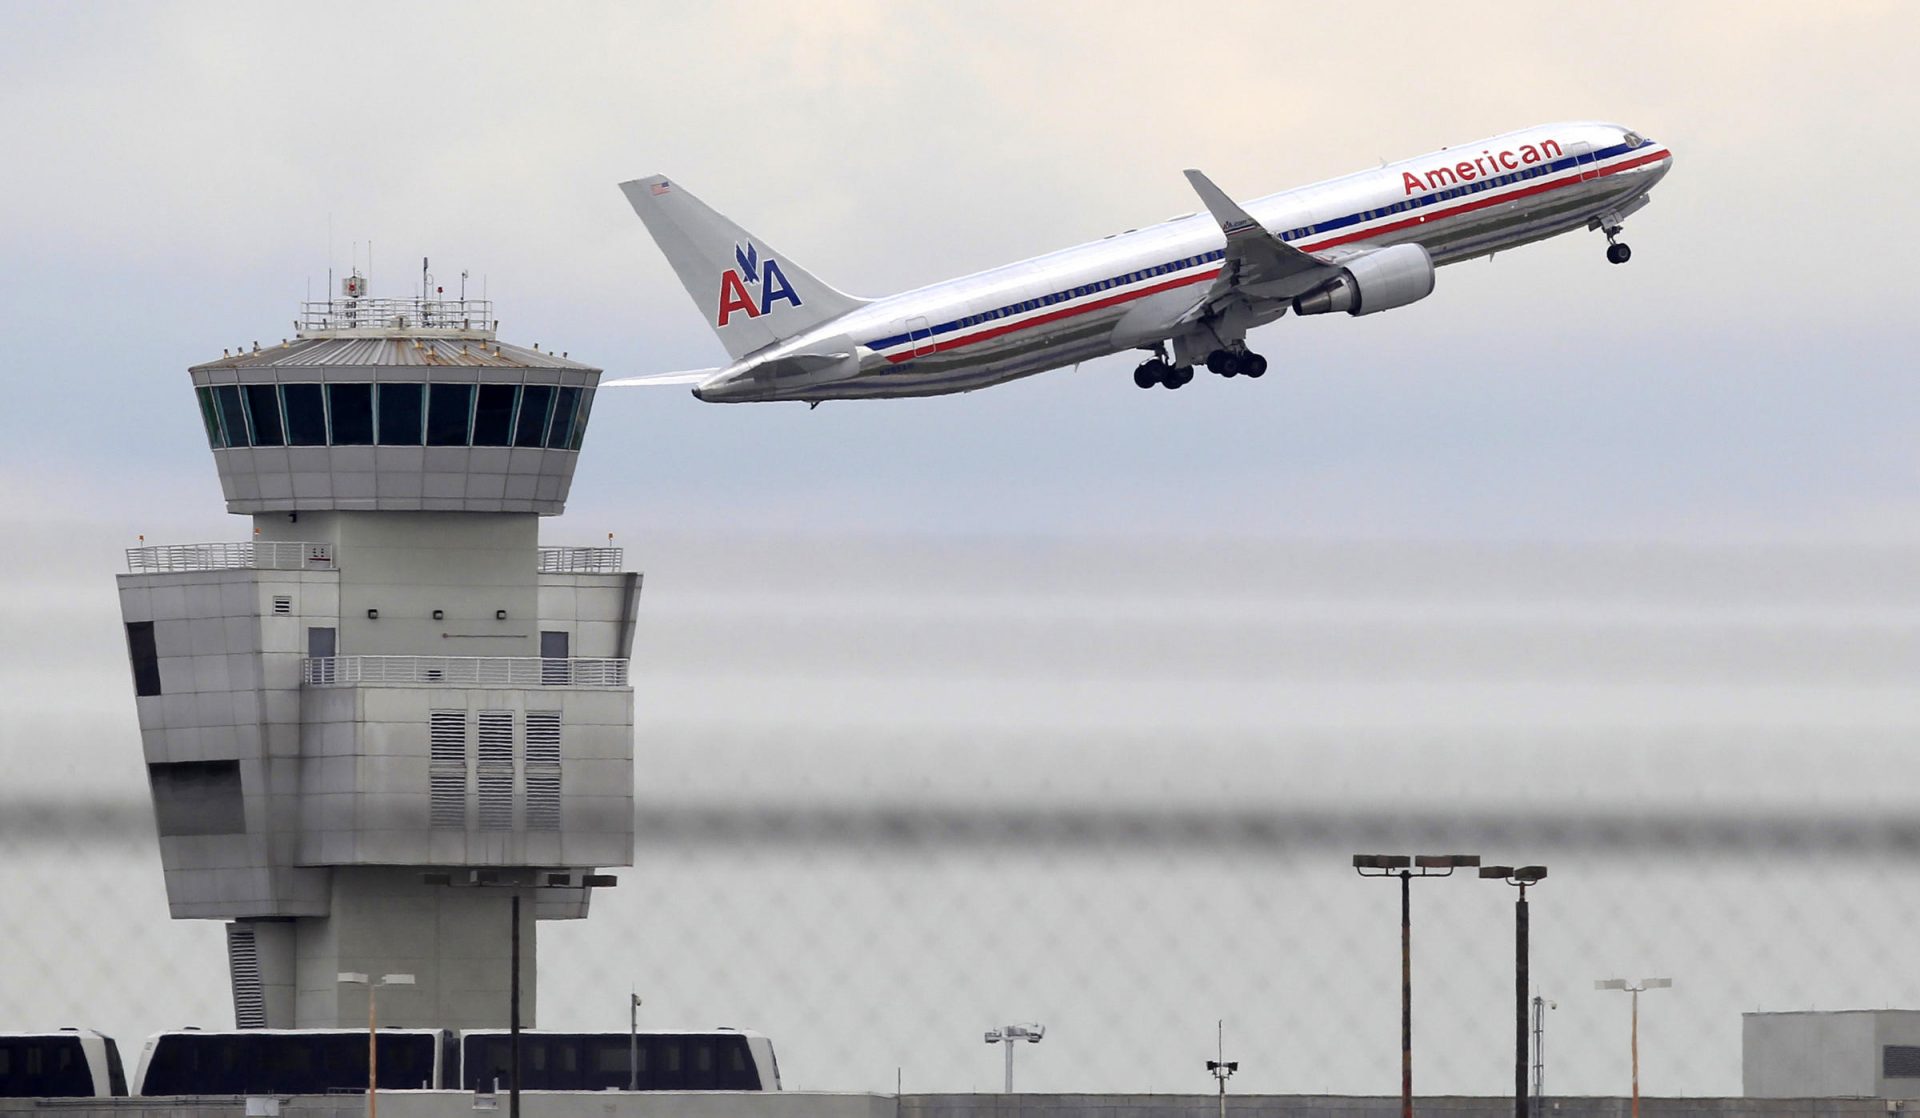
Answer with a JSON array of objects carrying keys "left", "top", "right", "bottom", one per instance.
[{"left": 716, "top": 242, "right": 803, "bottom": 327}]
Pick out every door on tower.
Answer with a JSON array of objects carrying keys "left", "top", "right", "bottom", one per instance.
[{"left": 540, "top": 630, "right": 570, "bottom": 686}]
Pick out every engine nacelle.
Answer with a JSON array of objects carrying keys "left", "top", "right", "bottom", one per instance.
[{"left": 1292, "top": 243, "right": 1435, "bottom": 316}]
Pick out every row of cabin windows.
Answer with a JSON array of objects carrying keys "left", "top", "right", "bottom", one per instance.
[
  {"left": 950, "top": 251, "right": 1227, "bottom": 330},
  {"left": 196, "top": 382, "right": 593, "bottom": 451},
  {"left": 939, "top": 154, "right": 1585, "bottom": 336},
  {"left": 1349, "top": 161, "right": 1566, "bottom": 226}
]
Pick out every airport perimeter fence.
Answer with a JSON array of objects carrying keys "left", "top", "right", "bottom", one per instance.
[{"left": 5, "top": 537, "right": 1919, "bottom": 1102}]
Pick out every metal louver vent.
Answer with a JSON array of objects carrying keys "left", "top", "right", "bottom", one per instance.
[
  {"left": 525, "top": 771, "right": 561, "bottom": 831},
  {"left": 227, "top": 924, "right": 267, "bottom": 1028},
  {"left": 477, "top": 710, "right": 515, "bottom": 766},
  {"left": 478, "top": 770, "right": 515, "bottom": 830},
  {"left": 525, "top": 711, "right": 561, "bottom": 766},
  {"left": 429, "top": 710, "right": 469, "bottom": 829},
  {"left": 477, "top": 710, "right": 516, "bottom": 830},
  {"left": 272, "top": 595, "right": 292, "bottom": 615},
  {"left": 524, "top": 711, "right": 562, "bottom": 830},
  {"left": 430, "top": 710, "right": 468, "bottom": 764}
]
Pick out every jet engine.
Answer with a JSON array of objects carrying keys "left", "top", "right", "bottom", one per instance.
[{"left": 1292, "top": 243, "right": 1435, "bottom": 316}]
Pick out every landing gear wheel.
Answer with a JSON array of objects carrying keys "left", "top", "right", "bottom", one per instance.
[
  {"left": 1163, "top": 365, "right": 1193, "bottom": 390},
  {"left": 1241, "top": 353, "right": 1268, "bottom": 378},
  {"left": 1606, "top": 242, "right": 1632, "bottom": 264},
  {"left": 1206, "top": 349, "right": 1235, "bottom": 376},
  {"left": 1133, "top": 360, "right": 1167, "bottom": 389}
]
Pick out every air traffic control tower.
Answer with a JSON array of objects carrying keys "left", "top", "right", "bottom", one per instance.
[{"left": 116, "top": 283, "right": 636, "bottom": 1030}]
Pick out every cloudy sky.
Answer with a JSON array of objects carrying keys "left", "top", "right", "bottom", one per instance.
[{"left": 3, "top": 0, "right": 1920, "bottom": 1100}]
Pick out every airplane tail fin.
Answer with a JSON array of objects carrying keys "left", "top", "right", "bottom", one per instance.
[{"left": 619, "top": 176, "right": 868, "bottom": 361}]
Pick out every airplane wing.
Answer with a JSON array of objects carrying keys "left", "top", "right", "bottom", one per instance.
[
  {"left": 1182, "top": 169, "right": 1339, "bottom": 315},
  {"left": 600, "top": 369, "right": 721, "bottom": 388}
]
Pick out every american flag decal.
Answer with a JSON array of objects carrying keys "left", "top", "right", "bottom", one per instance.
[{"left": 651, "top": 181, "right": 671, "bottom": 195}]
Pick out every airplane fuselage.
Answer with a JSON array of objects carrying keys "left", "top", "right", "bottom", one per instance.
[{"left": 678, "top": 122, "right": 1672, "bottom": 402}]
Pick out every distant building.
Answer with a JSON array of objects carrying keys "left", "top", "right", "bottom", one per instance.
[{"left": 1744, "top": 1010, "right": 1920, "bottom": 1098}]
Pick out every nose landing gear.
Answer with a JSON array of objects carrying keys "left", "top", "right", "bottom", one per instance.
[{"left": 1601, "top": 223, "right": 1632, "bottom": 265}]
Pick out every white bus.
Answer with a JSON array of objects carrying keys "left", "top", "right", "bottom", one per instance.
[
  {"left": 458, "top": 1029, "right": 781, "bottom": 1092},
  {"left": 133, "top": 1028, "right": 449, "bottom": 1095},
  {"left": 0, "top": 1030, "right": 127, "bottom": 1097}
]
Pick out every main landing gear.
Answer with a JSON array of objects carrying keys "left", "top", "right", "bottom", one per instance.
[
  {"left": 1204, "top": 347, "right": 1267, "bottom": 378},
  {"left": 1133, "top": 358, "right": 1193, "bottom": 390},
  {"left": 1132, "top": 342, "right": 1268, "bottom": 390}
]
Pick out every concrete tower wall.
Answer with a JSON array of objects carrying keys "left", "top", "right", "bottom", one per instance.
[{"left": 259, "top": 511, "right": 544, "bottom": 657}]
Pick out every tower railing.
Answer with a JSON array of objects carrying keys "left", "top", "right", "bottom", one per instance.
[
  {"left": 297, "top": 297, "right": 497, "bottom": 337},
  {"left": 537, "top": 546, "right": 625, "bottom": 573},
  {"left": 127, "top": 541, "right": 336, "bottom": 572},
  {"left": 303, "top": 655, "right": 629, "bottom": 688}
]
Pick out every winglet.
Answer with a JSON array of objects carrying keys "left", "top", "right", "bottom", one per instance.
[{"left": 1184, "top": 169, "right": 1266, "bottom": 240}]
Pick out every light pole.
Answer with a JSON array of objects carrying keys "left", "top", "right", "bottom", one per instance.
[
  {"left": 1596, "top": 977, "right": 1672, "bottom": 1118},
  {"left": 628, "top": 991, "right": 642, "bottom": 1090},
  {"left": 423, "top": 869, "right": 617, "bottom": 1118},
  {"left": 1206, "top": 1019, "right": 1238, "bottom": 1118},
  {"left": 337, "top": 972, "right": 415, "bottom": 1118},
  {"left": 983, "top": 1023, "right": 1044, "bottom": 1092},
  {"left": 1353, "top": 853, "right": 1481, "bottom": 1118},
  {"left": 1480, "top": 865, "right": 1547, "bottom": 1118}
]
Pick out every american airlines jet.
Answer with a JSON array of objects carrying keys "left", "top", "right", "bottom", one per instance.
[{"left": 614, "top": 122, "right": 1672, "bottom": 402}]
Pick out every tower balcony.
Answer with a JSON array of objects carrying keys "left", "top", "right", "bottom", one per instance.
[
  {"left": 128, "top": 541, "right": 623, "bottom": 575},
  {"left": 127, "top": 540, "right": 337, "bottom": 572},
  {"left": 302, "top": 655, "right": 629, "bottom": 688}
]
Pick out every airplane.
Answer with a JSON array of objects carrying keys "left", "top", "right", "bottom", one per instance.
[{"left": 612, "top": 122, "right": 1672, "bottom": 403}]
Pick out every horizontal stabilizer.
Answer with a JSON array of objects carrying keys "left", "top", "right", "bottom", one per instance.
[{"left": 600, "top": 369, "right": 721, "bottom": 388}]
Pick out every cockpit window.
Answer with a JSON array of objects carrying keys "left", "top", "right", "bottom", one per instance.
[{"left": 1623, "top": 131, "right": 1644, "bottom": 147}]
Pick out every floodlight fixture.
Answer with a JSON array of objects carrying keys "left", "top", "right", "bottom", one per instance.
[
  {"left": 984, "top": 1023, "right": 1046, "bottom": 1091},
  {"left": 1351, "top": 852, "right": 1481, "bottom": 1118}
]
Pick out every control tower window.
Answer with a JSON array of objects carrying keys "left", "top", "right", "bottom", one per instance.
[
  {"left": 427, "top": 383, "right": 474, "bottom": 446},
  {"left": 377, "top": 383, "right": 424, "bottom": 445},
  {"left": 327, "top": 383, "right": 374, "bottom": 445},
  {"left": 283, "top": 384, "right": 327, "bottom": 446},
  {"left": 472, "top": 384, "right": 517, "bottom": 446},
  {"left": 244, "top": 384, "right": 285, "bottom": 447},
  {"left": 514, "top": 385, "right": 555, "bottom": 448},
  {"left": 568, "top": 389, "right": 594, "bottom": 451},
  {"left": 214, "top": 385, "right": 251, "bottom": 448},
  {"left": 547, "top": 386, "right": 581, "bottom": 449},
  {"left": 196, "top": 387, "right": 225, "bottom": 449}
]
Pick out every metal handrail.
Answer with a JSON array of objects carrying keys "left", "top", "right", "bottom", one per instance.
[
  {"left": 303, "top": 656, "right": 629, "bottom": 688},
  {"left": 127, "top": 541, "right": 336, "bottom": 573},
  {"left": 297, "top": 297, "right": 495, "bottom": 335},
  {"left": 537, "top": 546, "right": 625, "bottom": 573}
]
